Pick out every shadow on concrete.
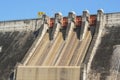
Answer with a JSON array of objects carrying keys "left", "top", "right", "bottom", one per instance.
[
  {"left": 60, "top": 27, "right": 67, "bottom": 40},
  {"left": 48, "top": 27, "right": 53, "bottom": 40},
  {"left": 74, "top": 27, "right": 81, "bottom": 39}
]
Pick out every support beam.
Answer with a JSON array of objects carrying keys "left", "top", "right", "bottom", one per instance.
[
  {"left": 65, "top": 11, "right": 76, "bottom": 40},
  {"left": 80, "top": 10, "right": 90, "bottom": 40},
  {"left": 96, "top": 9, "right": 104, "bottom": 34},
  {"left": 51, "top": 12, "right": 62, "bottom": 40}
]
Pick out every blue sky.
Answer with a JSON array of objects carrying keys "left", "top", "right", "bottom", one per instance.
[{"left": 0, "top": 0, "right": 120, "bottom": 21}]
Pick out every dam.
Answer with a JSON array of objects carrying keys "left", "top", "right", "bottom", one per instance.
[{"left": 0, "top": 9, "right": 120, "bottom": 80}]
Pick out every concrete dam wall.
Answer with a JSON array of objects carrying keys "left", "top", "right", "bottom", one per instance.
[
  {"left": 0, "top": 10, "right": 120, "bottom": 80},
  {"left": 86, "top": 12, "right": 120, "bottom": 80},
  {"left": 0, "top": 19, "right": 43, "bottom": 80}
]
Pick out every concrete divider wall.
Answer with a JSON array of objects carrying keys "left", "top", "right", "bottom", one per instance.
[
  {"left": 0, "top": 19, "right": 43, "bottom": 32},
  {"left": 16, "top": 66, "right": 80, "bottom": 80}
]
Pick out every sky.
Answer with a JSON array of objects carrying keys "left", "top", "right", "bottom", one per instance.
[{"left": 0, "top": 0, "right": 120, "bottom": 21}]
